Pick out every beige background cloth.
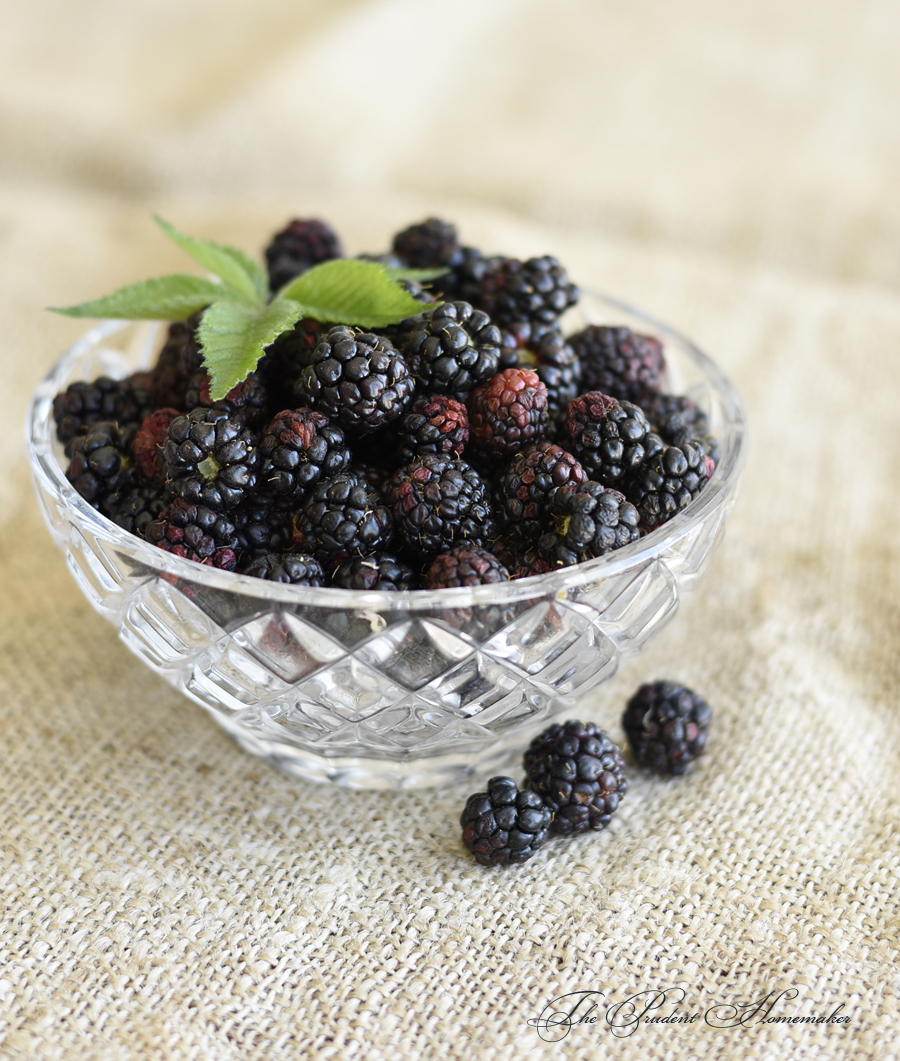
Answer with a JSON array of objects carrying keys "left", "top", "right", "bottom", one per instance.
[{"left": 2, "top": 1, "right": 899, "bottom": 1057}]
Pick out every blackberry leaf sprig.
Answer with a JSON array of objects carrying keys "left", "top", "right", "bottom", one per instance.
[{"left": 50, "top": 217, "right": 437, "bottom": 400}]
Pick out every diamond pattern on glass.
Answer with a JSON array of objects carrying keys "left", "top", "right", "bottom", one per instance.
[
  {"left": 588, "top": 558, "right": 679, "bottom": 653},
  {"left": 293, "top": 656, "right": 406, "bottom": 722},
  {"left": 233, "top": 612, "right": 345, "bottom": 683},
  {"left": 356, "top": 619, "right": 475, "bottom": 691}
]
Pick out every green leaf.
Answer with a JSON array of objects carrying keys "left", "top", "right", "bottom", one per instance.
[
  {"left": 383, "top": 265, "right": 448, "bottom": 282},
  {"left": 276, "top": 259, "right": 434, "bottom": 328},
  {"left": 199, "top": 298, "right": 305, "bottom": 401},
  {"left": 49, "top": 275, "right": 226, "bottom": 320},
  {"left": 154, "top": 216, "right": 266, "bottom": 305}
]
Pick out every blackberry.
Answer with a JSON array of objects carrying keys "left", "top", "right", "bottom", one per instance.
[
  {"left": 162, "top": 408, "right": 259, "bottom": 512},
  {"left": 392, "top": 217, "right": 462, "bottom": 268},
  {"left": 460, "top": 776, "right": 552, "bottom": 866},
  {"left": 643, "top": 392, "right": 720, "bottom": 465},
  {"left": 430, "top": 246, "right": 494, "bottom": 304},
  {"left": 493, "top": 442, "right": 585, "bottom": 543},
  {"left": 293, "top": 469, "right": 394, "bottom": 564},
  {"left": 133, "top": 408, "right": 179, "bottom": 485},
  {"left": 564, "top": 392, "right": 651, "bottom": 484},
  {"left": 569, "top": 325, "right": 666, "bottom": 406},
  {"left": 65, "top": 421, "right": 135, "bottom": 513},
  {"left": 424, "top": 545, "right": 509, "bottom": 589},
  {"left": 623, "top": 681, "right": 712, "bottom": 775},
  {"left": 397, "top": 301, "right": 501, "bottom": 398},
  {"left": 53, "top": 373, "right": 156, "bottom": 444},
  {"left": 265, "top": 218, "right": 342, "bottom": 292},
  {"left": 233, "top": 494, "right": 294, "bottom": 562},
  {"left": 146, "top": 497, "right": 239, "bottom": 570},
  {"left": 495, "top": 540, "right": 553, "bottom": 580},
  {"left": 256, "top": 317, "right": 324, "bottom": 411},
  {"left": 384, "top": 456, "right": 497, "bottom": 561},
  {"left": 394, "top": 395, "right": 469, "bottom": 464},
  {"left": 151, "top": 317, "right": 204, "bottom": 410},
  {"left": 242, "top": 552, "right": 326, "bottom": 586},
  {"left": 109, "top": 481, "right": 167, "bottom": 539},
  {"left": 331, "top": 553, "right": 415, "bottom": 591},
  {"left": 468, "top": 368, "right": 549, "bottom": 459},
  {"left": 532, "top": 331, "right": 582, "bottom": 428},
  {"left": 497, "top": 319, "right": 559, "bottom": 369},
  {"left": 183, "top": 371, "right": 269, "bottom": 432},
  {"left": 537, "top": 480, "right": 640, "bottom": 567},
  {"left": 624, "top": 439, "right": 711, "bottom": 529},
  {"left": 478, "top": 256, "right": 578, "bottom": 327},
  {"left": 257, "top": 408, "right": 351, "bottom": 503},
  {"left": 524, "top": 721, "right": 627, "bottom": 836},
  {"left": 294, "top": 326, "right": 414, "bottom": 435}
]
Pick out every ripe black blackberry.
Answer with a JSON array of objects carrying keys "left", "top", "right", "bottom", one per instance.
[
  {"left": 564, "top": 392, "right": 652, "bottom": 485},
  {"left": 65, "top": 421, "right": 135, "bottom": 513},
  {"left": 384, "top": 456, "right": 497, "bottom": 561},
  {"left": 397, "top": 301, "right": 501, "bottom": 398},
  {"left": 460, "top": 776, "right": 552, "bottom": 866},
  {"left": 146, "top": 497, "right": 239, "bottom": 570},
  {"left": 294, "top": 326, "right": 414, "bottom": 435},
  {"left": 293, "top": 469, "right": 394, "bottom": 564},
  {"left": 643, "top": 392, "right": 720, "bottom": 465},
  {"left": 162, "top": 408, "right": 259, "bottom": 512},
  {"left": 394, "top": 395, "right": 469, "bottom": 464},
  {"left": 233, "top": 494, "right": 294, "bottom": 562},
  {"left": 183, "top": 371, "right": 270, "bottom": 432},
  {"left": 478, "top": 256, "right": 579, "bottom": 327},
  {"left": 331, "top": 553, "right": 415, "bottom": 591},
  {"left": 624, "top": 439, "right": 711, "bottom": 529},
  {"left": 392, "top": 217, "right": 462, "bottom": 268},
  {"left": 568, "top": 325, "right": 666, "bottom": 406},
  {"left": 424, "top": 545, "right": 509, "bottom": 589},
  {"left": 256, "top": 317, "right": 324, "bottom": 411},
  {"left": 151, "top": 317, "right": 204, "bottom": 410},
  {"left": 242, "top": 552, "right": 326, "bottom": 586},
  {"left": 524, "top": 721, "right": 627, "bottom": 836},
  {"left": 53, "top": 372, "right": 157, "bottom": 446},
  {"left": 537, "top": 480, "right": 640, "bottom": 567},
  {"left": 265, "top": 218, "right": 343, "bottom": 292},
  {"left": 257, "top": 408, "right": 351, "bottom": 503},
  {"left": 468, "top": 368, "right": 549, "bottom": 459},
  {"left": 109, "top": 482, "right": 167, "bottom": 539},
  {"left": 493, "top": 441, "right": 585, "bottom": 543},
  {"left": 430, "top": 246, "right": 495, "bottom": 304},
  {"left": 622, "top": 681, "right": 712, "bottom": 775}
]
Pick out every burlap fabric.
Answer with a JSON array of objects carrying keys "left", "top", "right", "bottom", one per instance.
[{"left": 2, "top": 2, "right": 899, "bottom": 1057}]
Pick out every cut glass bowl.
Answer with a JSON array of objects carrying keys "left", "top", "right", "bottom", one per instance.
[{"left": 28, "top": 292, "right": 747, "bottom": 789}]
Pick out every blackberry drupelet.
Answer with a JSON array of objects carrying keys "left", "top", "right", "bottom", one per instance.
[
  {"left": 564, "top": 392, "right": 652, "bottom": 484},
  {"left": 397, "top": 301, "right": 501, "bottom": 398},
  {"left": 65, "top": 421, "right": 135, "bottom": 513},
  {"left": 424, "top": 545, "right": 509, "bottom": 589},
  {"left": 643, "top": 392, "right": 720, "bottom": 465},
  {"left": 493, "top": 441, "right": 585, "bottom": 543},
  {"left": 162, "top": 408, "right": 259, "bottom": 512},
  {"left": 624, "top": 439, "right": 710, "bottom": 529},
  {"left": 242, "top": 552, "right": 326, "bottom": 586},
  {"left": 460, "top": 776, "right": 552, "bottom": 866},
  {"left": 109, "top": 482, "right": 167, "bottom": 539},
  {"left": 477, "top": 256, "right": 579, "bottom": 327},
  {"left": 257, "top": 407, "right": 351, "bottom": 503},
  {"left": 294, "top": 326, "right": 414, "bottom": 435},
  {"left": 622, "top": 681, "right": 712, "bottom": 775},
  {"left": 468, "top": 368, "right": 549, "bottom": 459},
  {"left": 384, "top": 455, "right": 497, "bottom": 561},
  {"left": 146, "top": 497, "right": 239, "bottom": 570},
  {"left": 151, "top": 317, "right": 204, "bottom": 410},
  {"left": 394, "top": 395, "right": 469, "bottom": 464},
  {"left": 537, "top": 480, "right": 640, "bottom": 567},
  {"left": 183, "top": 371, "right": 269, "bottom": 432},
  {"left": 331, "top": 552, "right": 415, "bottom": 591},
  {"left": 265, "top": 218, "right": 343, "bottom": 292},
  {"left": 53, "top": 373, "right": 156, "bottom": 444},
  {"left": 568, "top": 325, "right": 666, "bottom": 406},
  {"left": 392, "top": 217, "right": 462, "bottom": 268},
  {"left": 524, "top": 721, "right": 627, "bottom": 836},
  {"left": 293, "top": 469, "right": 394, "bottom": 564}
]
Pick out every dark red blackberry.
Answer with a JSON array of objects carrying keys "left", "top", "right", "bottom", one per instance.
[
  {"left": 331, "top": 553, "right": 415, "bottom": 591},
  {"left": 394, "top": 395, "right": 469, "bottom": 464},
  {"left": 53, "top": 373, "right": 156, "bottom": 444},
  {"left": 294, "top": 326, "right": 414, "bottom": 435},
  {"left": 257, "top": 408, "right": 351, "bottom": 503},
  {"left": 133, "top": 408, "right": 179, "bottom": 485},
  {"left": 146, "top": 497, "right": 239, "bottom": 570},
  {"left": 478, "top": 256, "right": 579, "bottom": 327},
  {"left": 624, "top": 439, "right": 711, "bottom": 529},
  {"left": 468, "top": 368, "right": 549, "bottom": 459},
  {"left": 392, "top": 217, "right": 462, "bottom": 268},
  {"left": 233, "top": 494, "right": 294, "bottom": 562},
  {"left": 183, "top": 371, "right": 269, "bottom": 432},
  {"left": 65, "top": 421, "right": 135, "bottom": 513},
  {"left": 496, "top": 326, "right": 582, "bottom": 427},
  {"left": 397, "top": 301, "right": 501, "bottom": 398},
  {"left": 643, "top": 392, "right": 720, "bottom": 464},
  {"left": 265, "top": 218, "right": 343, "bottom": 292},
  {"left": 460, "top": 776, "right": 552, "bottom": 866},
  {"left": 623, "top": 681, "right": 712, "bottom": 775},
  {"left": 524, "top": 721, "right": 627, "bottom": 836},
  {"left": 537, "top": 480, "right": 640, "bottom": 567},
  {"left": 493, "top": 441, "right": 585, "bottom": 543},
  {"left": 109, "top": 482, "right": 167, "bottom": 539},
  {"left": 568, "top": 325, "right": 666, "bottom": 406},
  {"left": 162, "top": 408, "right": 259, "bottom": 512},
  {"left": 564, "top": 392, "right": 652, "bottom": 485},
  {"left": 495, "top": 540, "right": 554, "bottom": 580},
  {"left": 424, "top": 545, "right": 509, "bottom": 589},
  {"left": 242, "top": 552, "right": 326, "bottom": 586},
  {"left": 293, "top": 470, "right": 394, "bottom": 564},
  {"left": 384, "top": 456, "right": 497, "bottom": 561},
  {"left": 151, "top": 317, "right": 204, "bottom": 410}
]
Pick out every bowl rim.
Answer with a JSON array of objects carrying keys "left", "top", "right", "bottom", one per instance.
[{"left": 28, "top": 291, "right": 748, "bottom": 612}]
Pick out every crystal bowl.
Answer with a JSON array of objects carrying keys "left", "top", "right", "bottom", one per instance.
[{"left": 28, "top": 292, "right": 747, "bottom": 789}]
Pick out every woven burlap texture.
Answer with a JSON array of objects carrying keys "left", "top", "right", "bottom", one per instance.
[{"left": 2, "top": 1, "right": 899, "bottom": 1058}]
